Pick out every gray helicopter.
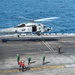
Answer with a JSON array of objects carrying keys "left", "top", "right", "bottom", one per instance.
[{"left": 0, "top": 17, "right": 59, "bottom": 35}]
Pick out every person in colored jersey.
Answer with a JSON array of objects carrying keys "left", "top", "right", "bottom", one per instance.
[{"left": 16, "top": 54, "right": 20, "bottom": 64}]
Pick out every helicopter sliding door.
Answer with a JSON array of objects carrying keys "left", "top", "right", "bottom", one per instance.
[{"left": 32, "top": 26, "right": 37, "bottom": 32}]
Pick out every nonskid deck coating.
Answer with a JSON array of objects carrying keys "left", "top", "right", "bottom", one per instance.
[{"left": 0, "top": 35, "right": 75, "bottom": 75}]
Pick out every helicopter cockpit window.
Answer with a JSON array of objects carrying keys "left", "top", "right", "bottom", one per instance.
[
  {"left": 16, "top": 24, "right": 25, "bottom": 27},
  {"left": 43, "top": 26, "right": 46, "bottom": 28},
  {"left": 38, "top": 24, "right": 41, "bottom": 26}
]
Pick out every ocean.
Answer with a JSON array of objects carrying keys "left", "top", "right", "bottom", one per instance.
[{"left": 0, "top": 0, "right": 75, "bottom": 33}]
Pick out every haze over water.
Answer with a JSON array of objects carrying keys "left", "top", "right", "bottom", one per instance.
[{"left": 0, "top": 0, "right": 75, "bottom": 33}]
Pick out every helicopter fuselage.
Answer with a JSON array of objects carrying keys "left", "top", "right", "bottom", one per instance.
[{"left": 0, "top": 22, "right": 51, "bottom": 35}]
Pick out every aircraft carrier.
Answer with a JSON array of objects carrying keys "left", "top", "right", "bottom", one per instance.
[{"left": 0, "top": 33, "right": 75, "bottom": 75}]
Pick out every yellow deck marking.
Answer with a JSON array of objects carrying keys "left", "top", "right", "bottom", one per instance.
[
  {"left": 0, "top": 65, "right": 65, "bottom": 74},
  {"left": 30, "top": 65, "right": 65, "bottom": 70}
]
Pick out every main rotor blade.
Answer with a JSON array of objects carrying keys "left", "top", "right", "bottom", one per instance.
[
  {"left": 17, "top": 16, "right": 29, "bottom": 20},
  {"left": 0, "top": 16, "right": 29, "bottom": 21},
  {"left": 34, "top": 17, "right": 59, "bottom": 22}
]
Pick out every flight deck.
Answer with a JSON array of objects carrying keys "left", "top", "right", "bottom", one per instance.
[{"left": 0, "top": 34, "right": 75, "bottom": 75}]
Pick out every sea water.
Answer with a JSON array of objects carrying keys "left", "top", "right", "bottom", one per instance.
[{"left": 0, "top": 0, "right": 75, "bottom": 33}]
